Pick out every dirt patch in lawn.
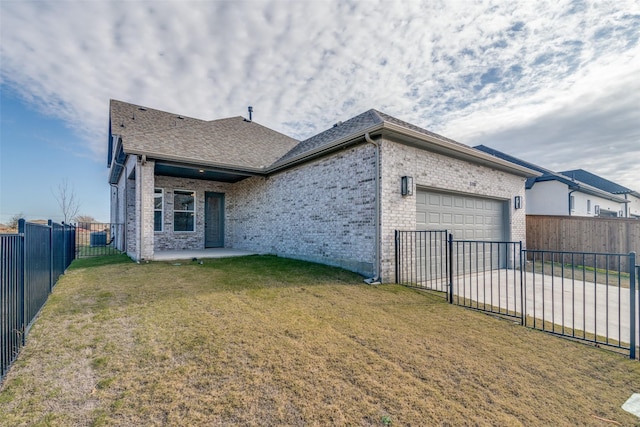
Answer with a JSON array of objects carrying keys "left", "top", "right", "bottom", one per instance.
[{"left": 1, "top": 255, "right": 639, "bottom": 426}]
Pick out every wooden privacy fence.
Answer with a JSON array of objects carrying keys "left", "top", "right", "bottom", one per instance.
[{"left": 526, "top": 215, "right": 640, "bottom": 269}]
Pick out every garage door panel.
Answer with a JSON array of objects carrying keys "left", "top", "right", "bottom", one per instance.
[{"left": 416, "top": 190, "right": 506, "bottom": 242}]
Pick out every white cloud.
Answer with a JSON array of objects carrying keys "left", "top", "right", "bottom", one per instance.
[{"left": 1, "top": 0, "right": 638, "bottom": 188}]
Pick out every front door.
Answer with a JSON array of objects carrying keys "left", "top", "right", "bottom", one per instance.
[{"left": 205, "top": 192, "right": 224, "bottom": 248}]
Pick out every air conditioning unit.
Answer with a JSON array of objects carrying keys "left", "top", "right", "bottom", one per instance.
[{"left": 594, "top": 205, "right": 600, "bottom": 215}]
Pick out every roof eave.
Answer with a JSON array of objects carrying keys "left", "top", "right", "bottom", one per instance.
[
  {"left": 380, "top": 122, "right": 541, "bottom": 178},
  {"left": 123, "top": 148, "right": 267, "bottom": 175}
]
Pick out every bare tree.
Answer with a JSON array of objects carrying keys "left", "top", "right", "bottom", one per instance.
[
  {"left": 75, "top": 214, "right": 96, "bottom": 230},
  {"left": 7, "top": 212, "right": 24, "bottom": 230},
  {"left": 53, "top": 179, "right": 81, "bottom": 224}
]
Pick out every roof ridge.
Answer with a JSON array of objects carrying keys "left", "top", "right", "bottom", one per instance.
[{"left": 110, "top": 99, "right": 206, "bottom": 122}]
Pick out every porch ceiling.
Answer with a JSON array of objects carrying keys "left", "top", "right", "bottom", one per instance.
[{"left": 154, "top": 162, "right": 254, "bottom": 183}]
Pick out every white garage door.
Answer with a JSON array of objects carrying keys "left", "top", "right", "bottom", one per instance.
[{"left": 416, "top": 190, "right": 506, "bottom": 241}]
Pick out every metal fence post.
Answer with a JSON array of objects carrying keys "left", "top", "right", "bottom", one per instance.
[
  {"left": 17, "top": 219, "right": 26, "bottom": 346},
  {"left": 395, "top": 230, "right": 399, "bottom": 284},
  {"left": 48, "top": 220, "right": 54, "bottom": 292},
  {"left": 519, "top": 242, "right": 524, "bottom": 326},
  {"left": 630, "top": 252, "right": 636, "bottom": 360},
  {"left": 448, "top": 233, "right": 453, "bottom": 304}
]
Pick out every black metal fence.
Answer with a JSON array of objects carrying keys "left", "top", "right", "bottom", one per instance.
[
  {"left": 396, "top": 230, "right": 639, "bottom": 360},
  {"left": 1, "top": 220, "right": 76, "bottom": 380},
  {"left": 523, "top": 250, "right": 636, "bottom": 357},
  {"left": 395, "top": 230, "right": 448, "bottom": 292},
  {"left": 75, "top": 222, "right": 124, "bottom": 258},
  {"left": 450, "top": 239, "right": 523, "bottom": 320}
]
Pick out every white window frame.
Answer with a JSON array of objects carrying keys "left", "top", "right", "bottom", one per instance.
[
  {"left": 174, "top": 189, "right": 196, "bottom": 232},
  {"left": 570, "top": 195, "right": 575, "bottom": 211},
  {"left": 587, "top": 199, "right": 591, "bottom": 214},
  {"left": 154, "top": 188, "right": 164, "bottom": 232}
]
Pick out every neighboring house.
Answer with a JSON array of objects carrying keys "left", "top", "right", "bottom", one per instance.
[
  {"left": 108, "top": 100, "right": 538, "bottom": 282},
  {"left": 475, "top": 145, "right": 629, "bottom": 218},
  {"left": 559, "top": 169, "right": 640, "bottom": 219}
]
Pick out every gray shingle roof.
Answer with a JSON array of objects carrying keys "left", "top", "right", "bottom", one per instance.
[
  {"left": 110, "top": 99, "right": 205, "bottom": 137},
  {"left": 110, "top": 101, "right": 537, "bottom": 178},
  {"left": 559, "top": 169, "right": 633, "bottom": 194},
  {"left": 275, "top": 110, "right": 383, "bottom": 164},
  {"left": 111, "top": 100, "right": 299, "bottom": 170},
  {"left": 273, "top": 109, "right": 468, "bottom": 166},
  {"left": 474, "top": 145, "right": 629, "bottom": 202}
]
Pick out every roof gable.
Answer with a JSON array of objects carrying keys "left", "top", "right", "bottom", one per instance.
[
  {"left": 110, "top": 100, "right": 299, "bottom": 170},
  {"left": 274, "top": 109, "right": 383, "bottom": 165}
]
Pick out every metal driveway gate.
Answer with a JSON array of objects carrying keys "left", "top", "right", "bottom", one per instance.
[{"left": 395, "top": 230, "right": 638, "bottom": 360}]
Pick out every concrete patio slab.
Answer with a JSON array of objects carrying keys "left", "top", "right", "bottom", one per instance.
[{"left": 152, "top": 248, "right": 258, "bottom": 261}]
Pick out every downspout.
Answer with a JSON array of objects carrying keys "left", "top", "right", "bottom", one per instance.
[
  {"left": 568, "top": 189, "right": 577, "bottom": 216},
  {"left": 364, "top": 132, "right": 381, "bottom": 284}
]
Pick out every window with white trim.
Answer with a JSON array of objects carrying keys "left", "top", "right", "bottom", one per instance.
[
  {"left": 570, "top": 195, "right": 575, "bottom": 211},
  {"left": 174, "top": 190, "right": 195, "bottom": 232},
  {"left": 587, "top": 199, "right": 591, "bottom": 214},
  {"left": 154, "top": 188, "right": 163, "bottom": 232}
]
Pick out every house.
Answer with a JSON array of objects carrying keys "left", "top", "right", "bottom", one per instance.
[
  {"left": 108, "top": 100, "right": 538, "bottom": 282},
  {"left": 559, "top": 169, "right": 640, "bottom": 219},
  {"left": 474, "top": 145, "right": 629, "bottom": 218}
]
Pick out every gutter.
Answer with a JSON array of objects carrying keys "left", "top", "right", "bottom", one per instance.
[{"left": 364, "top": 132, "right": 381, "bottom": 284}]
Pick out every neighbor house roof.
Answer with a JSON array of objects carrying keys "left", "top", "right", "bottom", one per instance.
[
  {"left": 560, "top": 169, "right": 640, "bottom": 197},
  {"left": 474, "top": 145, "right": 629, "bottom": 203}
]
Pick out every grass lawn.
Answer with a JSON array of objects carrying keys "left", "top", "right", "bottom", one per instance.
[{"left": 1, "top": 255, "right": 639, "bottom": 426}]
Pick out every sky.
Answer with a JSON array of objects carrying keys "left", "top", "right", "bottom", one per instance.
[{"left": 1, "top": 0, "right": 639, "bottom": 224}]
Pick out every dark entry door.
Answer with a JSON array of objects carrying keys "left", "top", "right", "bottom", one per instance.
[{"left": 205, "top": 192, "right": 224, "bottom": 248}]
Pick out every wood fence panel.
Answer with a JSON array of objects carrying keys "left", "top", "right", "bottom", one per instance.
[{"left": 526, "top": 215, "right": 640, "bottom": 270}]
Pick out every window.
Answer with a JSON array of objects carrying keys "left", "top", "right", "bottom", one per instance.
[
  {"left": 570, "top": 195, "right": 575, "bottom": 211},
  {"left": 587, "top": 199, "right": 591, "bottom": 214},
  {"left": 174, "top": 190, "right": 195, "bottom": 231},
  {"left": 154, "top": 189, "right": 163, "bottom": 231}
]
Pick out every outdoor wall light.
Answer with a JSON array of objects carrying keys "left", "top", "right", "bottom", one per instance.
[
  {"left": 401, "top": 176, "right": 414, "bottom": 196},
  {"left": 514, "top": 195, "right": 522, "bottom": 209}
]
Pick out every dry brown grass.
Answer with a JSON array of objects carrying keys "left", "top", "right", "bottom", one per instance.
[{"left": 1, "top": 255, "right": 639, "bottom": 426}]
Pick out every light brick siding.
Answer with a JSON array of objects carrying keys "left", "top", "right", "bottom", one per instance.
[
  {"left": 379, "top": 139, "right": 527, "bottom": 282},
  {"left": 153, "top": 176, "right": 232, "bottom": 251},
  {"left": 115, "top": 155, "right": 138, "bottom": 257},
  {"left": 228, "top": 144, "right": 377, "bottom": 276},
  {"left": 149, "top": 144, "right": 377, "bottom": 276},
  {"left": 120, "top": 138, "right": 526, "bottom": 283}
]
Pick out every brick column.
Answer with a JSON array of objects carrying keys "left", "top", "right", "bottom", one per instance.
[{"left": 137, "top": 158, "right": 155, "bottom": 260}]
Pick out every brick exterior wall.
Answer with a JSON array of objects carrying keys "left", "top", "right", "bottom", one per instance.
[
  {"left": 109, "top": 155, "right": 138, "bottom": 257},
  {"left": 228, "top": 144, "right": 377, "bottom": 276},
  {"left": 153, "top": 176, "right": 232, "bottom": 251},
  {"left": 378, "top": 139, "right": 527, "bottom": 282},
  {"left": 115, "top": 139, "right": 526, "bottom": 283},
  {"left": 144, "top": 144, "right": 376, "bottom": 276},
  {"left": 135, "top": 159, "right": 154, "bottom": 260}
]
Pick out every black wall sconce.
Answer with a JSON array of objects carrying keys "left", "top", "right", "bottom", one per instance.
[
  {"left": 514, "top": 195, "right": 522, "bottom": 209},
  {"left": 401, "top": 176, "right": 414, "bottom": 196}
]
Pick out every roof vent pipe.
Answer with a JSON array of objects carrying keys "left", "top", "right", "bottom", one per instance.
[{"left": 248, "top": 106, "right": 253, "bottom": 122}]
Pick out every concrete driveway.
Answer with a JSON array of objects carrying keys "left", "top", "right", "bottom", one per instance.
[{"left": 453, "top": 269, "right": 639, "bottom": 346}]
